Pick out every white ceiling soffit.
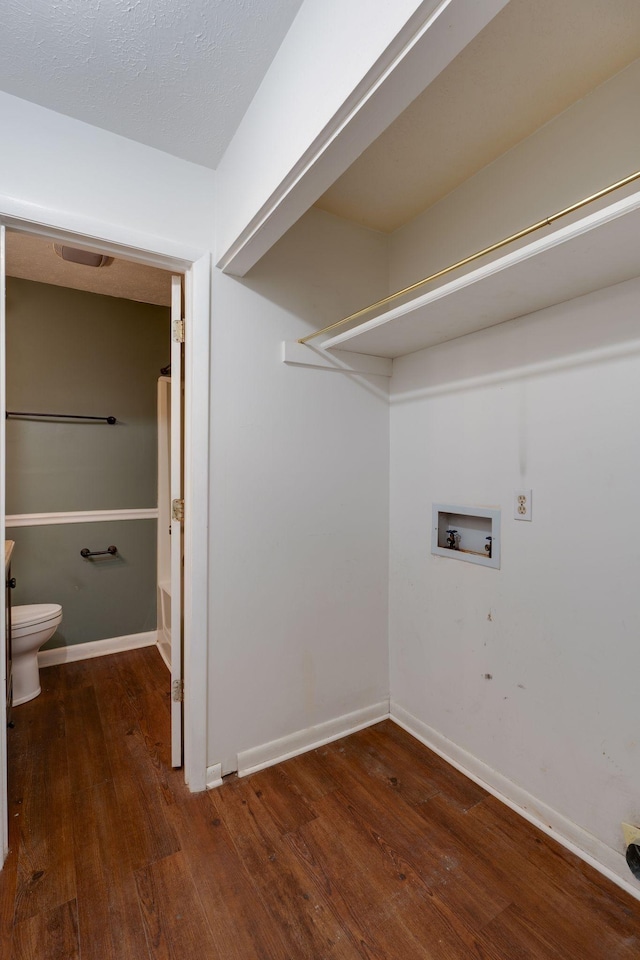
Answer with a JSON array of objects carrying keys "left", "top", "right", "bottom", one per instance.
[
  {"left": 0, "top": 0, "right": 304, "bottom": 169},
  {"left": 6, "top": 232, "right": 173, "bottom": 306},
  {"left": 215, "top": 0, "right": 510, "bottom": 276},
  {"left": 317, "top": 0, "right": 640, "bottom": 233}
]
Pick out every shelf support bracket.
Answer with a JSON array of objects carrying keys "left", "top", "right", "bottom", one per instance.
[{"left": 282, "top": 341, "right": 392, "bottom": 377}]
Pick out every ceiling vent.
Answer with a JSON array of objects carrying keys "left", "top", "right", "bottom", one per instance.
[{"left": 53, "top": 244, "right": 113, "bottom": 268}]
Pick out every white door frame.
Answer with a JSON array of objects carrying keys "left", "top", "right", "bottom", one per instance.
[
  {"left": 0, "top": 202, "right": 210, "bottom": 860},
  {"left": 169, "top": 274, "right": 185, "bottom": 768},
  {"left": 1, "top": 225, "right": 7, "bottom": 863}
]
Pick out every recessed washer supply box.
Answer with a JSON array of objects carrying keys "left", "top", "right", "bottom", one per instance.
[{"left": 432, "top": 504, "right": 501, "bottom": 569}]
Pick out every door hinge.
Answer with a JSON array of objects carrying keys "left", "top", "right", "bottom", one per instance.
[
  {"left": 172, "top": 678, "right": 184, "bottom": 702},
  {"left": 172, "top": 318, "right": 185, "bottom": 343},
  {"left": 172, "top": 498, "right": 184, "bottom": 522}
]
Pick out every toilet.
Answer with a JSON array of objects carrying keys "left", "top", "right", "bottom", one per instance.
[{"left": 11, "top": 604, "right": 63, "bottom": 706}]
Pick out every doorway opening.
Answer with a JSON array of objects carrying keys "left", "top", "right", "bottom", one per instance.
[{"left": 0, "top": 218, "right": 210, "bottom": 865}]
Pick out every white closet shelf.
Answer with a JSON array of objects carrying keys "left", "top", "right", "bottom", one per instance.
[{"left": 321, "top": 190, "right": 640, "bottom": 360}]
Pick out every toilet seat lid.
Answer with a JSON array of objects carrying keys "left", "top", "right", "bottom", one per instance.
[{"left": 12, "top": 603, "right": 62, "bottom": 627}]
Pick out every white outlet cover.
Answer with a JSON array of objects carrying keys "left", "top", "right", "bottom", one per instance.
[
  {"left": 514, "top": 489, "right": 532, "bottom": 521},
  {"left": 622, "top": 822, "right": 640, "bottom": 847}
]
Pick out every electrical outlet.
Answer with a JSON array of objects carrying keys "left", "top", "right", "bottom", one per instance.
[
  {"left": 622, "top": 823, "right": 640, "bottom": 847},
  {"left": 514, "top": 489, "right": 532, "bottom": 521}
]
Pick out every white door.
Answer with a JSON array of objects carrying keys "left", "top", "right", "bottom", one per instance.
[
  {"left": 0, "top": 225, "right": 8, "bottom": 861},
  {"left": 170, "top": 275, "right": 184, "bottom": 768}
]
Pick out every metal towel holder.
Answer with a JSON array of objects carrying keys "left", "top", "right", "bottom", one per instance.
[
  {"left": 80, "top": 545, "right": 118, "bottom": 559},
  {"left": 7, "top": 411, "right": 117, "bottom": 424}
]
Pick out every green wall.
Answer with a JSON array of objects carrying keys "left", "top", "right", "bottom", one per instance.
[
  {"left": 6, "top": 278, "right": 169, "bottom": 513},
  {"left": 5, "top": 278, "right": 169, "bottom": 647},
  {"left": 6, "top": 521, "right": 158, "bottom": 648}
]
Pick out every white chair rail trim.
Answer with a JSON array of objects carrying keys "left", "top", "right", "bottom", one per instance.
[{"left": 6, "top": 508, "right": 158, "bottom": 527}]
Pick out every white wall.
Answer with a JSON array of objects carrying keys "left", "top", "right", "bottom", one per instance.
[
  {"left": 390, "top": 57, "right": 640, "bottom": 292},
  {"left": 387, "top": 58, "right": 640, "bottom": 889},
  {"left": 0, "top": 91, "right": 216, "bottom": 252},
  {"left": 390, "top": 278, "right": 640, "bottom": 876},
  {"left": 209, "top": 208, "right": 390, "bottom": 772}
]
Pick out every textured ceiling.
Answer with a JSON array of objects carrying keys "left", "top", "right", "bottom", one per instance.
[
  {"left": 317, "top": 0, "right": 640, "bottom": 233},
  {"left": 0, "top": 0, "right": 304, "bottom": 168},
  {"left": 6, "top": 232, "right": 173, "bottom": 306}
]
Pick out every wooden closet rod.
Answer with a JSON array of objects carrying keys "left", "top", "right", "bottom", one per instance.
[{"left": 298, "top": 167, "right": 640, "bottom": 345}]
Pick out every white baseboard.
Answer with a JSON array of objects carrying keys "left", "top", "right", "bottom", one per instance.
[
  {"left": 237, "top": 699, "right": 390, "bottom": 778},
  {"left": 156, "top": 635, "right": 171, "bottom": 671},
  {"left": 390, "top": 701, "right": 640, "bottom": 903},
  {"left": 206, "top": 763, "right": 223, "bottom": 790},
  {"left": 38, "top": 630, "right": 158, "bottom": 667}
]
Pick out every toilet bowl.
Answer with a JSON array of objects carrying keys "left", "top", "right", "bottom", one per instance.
[{"left": 11, "top": 604, "right": 63, "bottom": 706}]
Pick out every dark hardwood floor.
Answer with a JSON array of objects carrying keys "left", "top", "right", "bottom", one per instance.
[{"left": 0, "top": 646, "right": 639, "bottom": 958}]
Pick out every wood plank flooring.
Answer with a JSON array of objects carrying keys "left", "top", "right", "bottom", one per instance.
[{"left": 0, "top": 646, "right": 639, "bottom": 958}]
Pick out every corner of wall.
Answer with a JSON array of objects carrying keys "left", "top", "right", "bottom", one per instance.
[{"left": 390, "top": 701, "right": 640, "bottom": 903}]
